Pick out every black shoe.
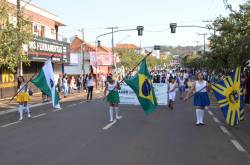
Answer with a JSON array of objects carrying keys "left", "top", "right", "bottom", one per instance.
[
  {"left": 196, "top": 123, "right": 200, "bottom": 126},
  {"left": 200, "top": 123, "right": 205, "bottom": 126}
]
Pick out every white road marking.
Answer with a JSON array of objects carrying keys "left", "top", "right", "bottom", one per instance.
[
  {"left": 231, "top": 139, "right": 246, "bottom": 152},
  {"left": 213, "top": 117, "right": 220, "bottom": 123},
  {"left": 208, "top": 110, "right": 214, "bottom": 116},
  {"left": 103, "top": 120, "right": 117, "bottom": 130},
  {"left": 32, "top": 113, "right": 46, "bottom": 119},
  {"left": 219, "top": 126, "right": 231, "bottom": 136},
  {"left": 79, "top": 101, "right": 86, "bottom": 104},
  {"left": 67, "top": 104, "right": 77, "bottom": 108},
  {"left": 1, "top": 121, "right": 20, "bottom": 128},
  {"left": 53, "top": 109, "right": 62, "bottom": 112}
]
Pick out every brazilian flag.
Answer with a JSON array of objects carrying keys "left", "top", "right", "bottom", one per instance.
[{"left": 125, "top": 59, "right": 158, "bottom": 114}]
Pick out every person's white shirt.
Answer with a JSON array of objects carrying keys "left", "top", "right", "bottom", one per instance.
[
  {"left": 87, "top": 78, "right": 94, "bottom": 87},
  {"left": 184, "top": 73, "right": 189, "bottom": 79}
]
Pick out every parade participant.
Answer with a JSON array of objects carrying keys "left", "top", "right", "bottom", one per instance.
[
  {"left": 185, "top": 72, "right": 210, "bottom": 126},
  {"left": 183, "top": 70, "right": 189, "bottom": 88},
  {"left": 16, "top": 76, "right": 31, "bottom": 120},
  {"left": 104, "top": 75, "right": 122, "bottom": 122},
  {"left": 168, "top": 77, "right": 178, "bottom": 110},
  {"left": 86, "top": 73, "right": 94, "bottom": 101},
  {"left": 178, "top": 75, "right": 186, "bottom": 100}
]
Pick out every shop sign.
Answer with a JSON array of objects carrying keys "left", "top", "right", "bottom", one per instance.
[
  {"left": 28, "top": 36, "right": 70, "bottom": 63},
  {"left": 0, "top": 68, "right": 16, "bottom": 88}
]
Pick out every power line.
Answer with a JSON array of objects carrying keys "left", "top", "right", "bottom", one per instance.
[{"left": 144, "top": 28, "right": 170, "bottom": 33}]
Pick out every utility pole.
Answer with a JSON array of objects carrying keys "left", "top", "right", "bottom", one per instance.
[
  {"left": 198, "top": 33, "right": 207, "bottom": 56},
  {"left": 202, "top": 20, "right": 216, "bottom": 37},
  {"left": 17, "top": 0, "right": 23, "bottom": 76},
  {"left": 106, "top": 27, "right": 118, "bottom": 74},
  {"left": 79, "top": 28, "right": 85, "bottom": 74}
]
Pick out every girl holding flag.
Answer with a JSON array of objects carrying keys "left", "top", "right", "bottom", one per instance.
[
  {"left": 16, "top": 76, "right": 31, "bottom": 120},
  {"left": 185, "top": 72, "right": 210, "bottom": 126},
  {"left": 104, "top": 75, "right": 122, "bottom": 122}
]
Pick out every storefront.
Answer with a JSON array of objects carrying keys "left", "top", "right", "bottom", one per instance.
[
  {"left": 0, "top": 37, "right": 70, "bottom": 99},
  {"left": 27, "top": 36, "right": 70, "bottom": 80}
]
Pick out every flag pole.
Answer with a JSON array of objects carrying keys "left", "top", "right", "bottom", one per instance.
[
  {"left": 184, "top": 75, "right": 229, "bottom": 101},
  {"left": 9, "top": 55, "right": 57, "bottom": 103},
  {"left": 103, "top": 52, "right": 152, "bottom": 100},
  {"left": 9, "top": 73, "right": 37, "bottom": 103},
  {"left": 119, "top": 51, "right": 152, "bottom": 84}
]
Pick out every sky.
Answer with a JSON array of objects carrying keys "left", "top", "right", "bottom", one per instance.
[{"left": 31, "top": 0, "right": 246, "bottom": 47}]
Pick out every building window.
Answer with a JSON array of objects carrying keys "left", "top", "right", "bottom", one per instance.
[
  {"left": 41, "top": 25, "right": 45, "bottom": 37},
  {"left": 51, "top": 28, "right": 55, "bottom": 36},
  {"left": 33, "top": 24, "right": 38, "bottom": 33}
]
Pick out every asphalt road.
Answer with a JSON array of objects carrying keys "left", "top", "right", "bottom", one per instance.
[{"left": 0, "top": 96, "right": 250, "bottom": 165}]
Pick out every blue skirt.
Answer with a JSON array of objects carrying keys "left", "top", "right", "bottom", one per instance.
[
  {"left": 179, "top": 86, "right": 185, "bottom": 93},
  {"left": 194, "top": 92, "right": 210, "bottom": 106}
]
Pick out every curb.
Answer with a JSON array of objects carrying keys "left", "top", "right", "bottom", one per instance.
[
  {"left": 0, "top": 90, "right": 103, "bottom": 116},
  {"left": 0, "top": 101, "right": 52, "bottom": 116}
]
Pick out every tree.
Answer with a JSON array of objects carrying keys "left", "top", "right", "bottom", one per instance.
[
  {"left": 208, "top": 0, "right": 250, "bottom": 71},
  {"left": 0, "top": 0, "right": 32, "bottom": 72},
  {"left": 116, "top": 49, "right": 172, "bottom": 72}
]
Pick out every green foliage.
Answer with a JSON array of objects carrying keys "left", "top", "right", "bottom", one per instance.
[
  {"left": 116, "top": 49, "right": 173, "bottom": 71},
  {"left": 181, "top": 54, "right": 203, "bottom": 69},
  {"left": 208, "top": 0, "right": 250, "bottom": 71},
  {"left": 0, "top": 0, "right": 32, "bottom": 72},
  {"left": 182, "top": 1, "right": 250, "bottom": 72},
  {"left": 116, "top": 49, "right": 143, "bottom": 70}
]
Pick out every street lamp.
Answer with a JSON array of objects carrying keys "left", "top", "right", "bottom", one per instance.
[{"left": 95, "top": 26, "right": 144, "bottom": 75}]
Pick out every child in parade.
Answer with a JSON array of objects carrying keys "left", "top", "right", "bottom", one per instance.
[
  {"left": 16, "top": 76, "right": 31, "bottom": 120},
  {"left": 185, "top": 72, "right": 210, "bottom": 126},
  {"left": 104, "top": 75, "right": 122, "bottom": 122},
  {"left": 168, "top": 77, "right": 178, "bottom": 110},
  {"left": 178, "top": 75, "right": 186, "bottom": 100}
]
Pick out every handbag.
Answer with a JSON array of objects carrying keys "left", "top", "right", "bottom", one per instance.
[{"left": 28, "top": 88, "right": 33, "bottom": 96}]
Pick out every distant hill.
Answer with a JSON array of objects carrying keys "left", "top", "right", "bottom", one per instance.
[{"left": 144, "top": 45, "right": 206, "bottom": 56}]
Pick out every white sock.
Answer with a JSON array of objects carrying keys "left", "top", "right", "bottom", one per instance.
[
  {"left": 18, "top": 105, "right": 23, "bottom": 120},
  {"left": 196, "top": 109, "right": 199, "bottom": 124},
  {"left": 200, "top": 109, "right": 205, "bottom": 124},
  {"left": 109, "top": 107, "right": 114, "bottom": 122},
  {"left": 26, "top": 105, "right": 31, "bottom": 117},
  {"left": 115, "top": 107, "right": 122, "bottom": 119}
]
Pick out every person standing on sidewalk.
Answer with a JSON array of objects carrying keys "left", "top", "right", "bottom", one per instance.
[
  {"left": 185, "top": 72, "right": 210, "bottom": 126},
  {"left": 62, "top": 75, "right": 69, "bottom": 98},
  {"left": 16, "top": 76, "right": 31, "bottom": 120},
  {"left": 86, "top": 74, "right": 94, "bottom": 101},
  {"left": 76, "top": 75, "right": 81, "bottom": 93},
  {"left": 104, "top": 75, "right": 122, "bottom": 122}
]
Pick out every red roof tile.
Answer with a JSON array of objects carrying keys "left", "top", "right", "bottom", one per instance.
[{"left": 116, "top": 43, "right": 139, "bottom": 49}]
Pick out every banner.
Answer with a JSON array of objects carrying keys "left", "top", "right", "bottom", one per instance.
[
  {"left": 89, "top": 52, "right": 114, "bottom": 66},
  {"left": 119, "top": 83, "right": 168, "bottom": 105}
]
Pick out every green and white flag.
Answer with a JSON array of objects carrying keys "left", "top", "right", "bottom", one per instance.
[{"left": 31, "top": 59, "right": 61, "bottom": 109}]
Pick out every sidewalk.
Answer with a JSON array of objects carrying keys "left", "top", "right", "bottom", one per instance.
[{"left": 0, "top": 88, "right": 104, "bottom": 114}]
